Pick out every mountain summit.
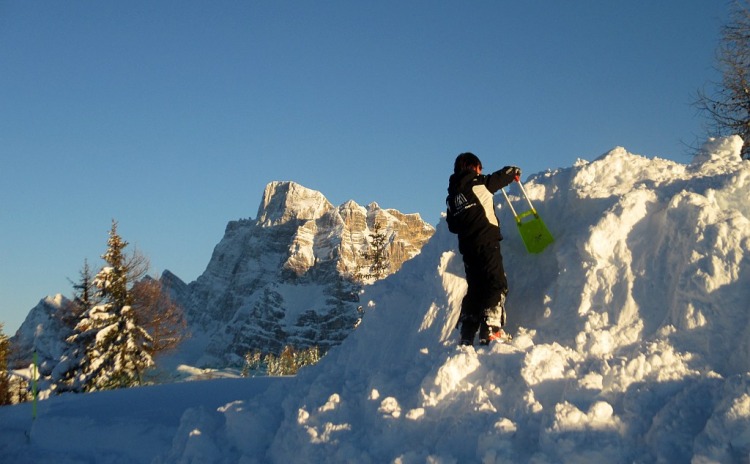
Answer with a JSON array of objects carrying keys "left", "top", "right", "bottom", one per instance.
[
  {"left": 256, "top": 181, "right": 334, "bottom": 227},
  {"left": 164, "top": 181, "right": 435, "bottom": 367}
]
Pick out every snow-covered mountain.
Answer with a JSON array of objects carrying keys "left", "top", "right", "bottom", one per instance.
[
  {"left": 2, "top": 137, "right": 749, "bottom": 463},
  {"left": 11, "top": 180, "right": 435, "bottom": 371},
  {"left": 9, "top": 295, "right": 72, "bottom": 374},
  {"left": 163, "top": 180, "right": 435, "bottom": 367}
]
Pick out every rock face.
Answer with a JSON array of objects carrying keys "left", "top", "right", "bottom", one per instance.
[
  {"left": 10, "top": 295, "right": 72, "bottom": 372},
  {"left": 168, "top": 181, "right": 435, "bottom": 366}
]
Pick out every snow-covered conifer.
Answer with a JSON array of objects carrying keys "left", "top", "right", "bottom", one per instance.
[
  {"left": 54, "top": 221, "right": 154, "bottom": 392},
  {"left": 0, "top": 323, "right": 11, "bottom": 405},
  {"left": 356, "top": 221, "right": 391, "bottom": 281}
]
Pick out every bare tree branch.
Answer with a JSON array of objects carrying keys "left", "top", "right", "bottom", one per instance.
[{"left": 695, "top": 0, "right": 750, "bottom": 159}]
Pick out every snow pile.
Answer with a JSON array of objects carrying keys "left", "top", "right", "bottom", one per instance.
[
  {"left": 168, "top": 136, "right": 750, "bottom": 463},
  {"left": 1, "top": 137, "right": 749, "bottom": 463}
]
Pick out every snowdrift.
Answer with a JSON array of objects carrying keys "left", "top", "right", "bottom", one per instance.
[
  {"left": 2, "top": 137, "right": 749, "bottom": 463},
  {"left": 168, "top": 137, "right": 750, "bottom": 463}
]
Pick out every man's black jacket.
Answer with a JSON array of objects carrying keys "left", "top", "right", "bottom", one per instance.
[{"left": 446, "top": 166, "right": 518, "bottom": 255}]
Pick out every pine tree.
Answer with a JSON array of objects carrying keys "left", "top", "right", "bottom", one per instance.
[
  {"left": 356, "top": 221, "right": 391, "bottom": 281},
  {"left": 63, "top": 221, "right": 154, "bottom": 392},
  {"left": 53, "top": 221, "right": 187, "bottom": 393},
  {"left": 0, "top": 323, "right": 11, "bottom": 405},
  {"left": 49, "top": 260, "right": 97, "bottom": 392},
  {"left": 73, "top": 259, "right": 97, "bottom": 313},
  {"left": 98, "top": 221, "right": 130, "bottom": 308},
  {"left": 61, "top": 259, "right": 97, "bottom": 330}
]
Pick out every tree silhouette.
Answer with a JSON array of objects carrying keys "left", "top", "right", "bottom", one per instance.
[{"left": 696, "top": 0, "right": 750, "bottom": 159}]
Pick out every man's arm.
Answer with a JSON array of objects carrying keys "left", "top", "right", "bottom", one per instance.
[{"left": 485, "top": 166, "right": 521, "bottom": 194}]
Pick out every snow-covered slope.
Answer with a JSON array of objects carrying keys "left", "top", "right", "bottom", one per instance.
[{"left": 2, "top": 137, "right": 749, "bottom": 463}]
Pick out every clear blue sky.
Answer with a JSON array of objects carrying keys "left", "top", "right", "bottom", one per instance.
[{"left": 0, "top": 1, "right": 729, "bottom": 333}]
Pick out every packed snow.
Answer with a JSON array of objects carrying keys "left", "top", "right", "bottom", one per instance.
[{"left": 2, "top": 137, "right": 750, "bottom": 463}]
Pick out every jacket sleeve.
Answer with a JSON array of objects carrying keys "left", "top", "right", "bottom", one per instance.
[{"left": 484, "top": 166, "right": 519, "bottom": 194}]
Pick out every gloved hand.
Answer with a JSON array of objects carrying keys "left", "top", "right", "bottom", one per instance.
[{"left": 504, "top": 166, "right": 521, "bottom": 181}]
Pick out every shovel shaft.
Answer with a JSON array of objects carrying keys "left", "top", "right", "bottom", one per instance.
[{"left": 500, "top": 188, "right": 519, "bottom": 218}]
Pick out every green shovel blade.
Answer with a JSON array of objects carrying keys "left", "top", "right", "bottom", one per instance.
[{"left": 516, "top": 210, "right": 554, "bottom": 253}]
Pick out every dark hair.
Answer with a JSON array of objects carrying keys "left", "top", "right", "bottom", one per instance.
[{"left": 454, "top": 152, "right": 482, "bottom": 174}]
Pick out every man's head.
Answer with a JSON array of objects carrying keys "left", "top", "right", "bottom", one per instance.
[{"left": 454, "top": 152, "right": 482, "bottom": 174}]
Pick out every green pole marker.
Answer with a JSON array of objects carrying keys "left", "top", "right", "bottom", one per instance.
[{"left": 32, "top": 351, "right": 38, "bottom": 420}]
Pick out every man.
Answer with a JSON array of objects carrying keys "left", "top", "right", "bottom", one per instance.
[{"left": 446, "top": 152, "right": 520, "bottom": 345}]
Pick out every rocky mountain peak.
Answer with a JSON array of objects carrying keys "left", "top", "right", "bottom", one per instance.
[
  {"left": 168, "top": 181, "right": 435, "bottom": 366},
  {"left": 256, "top": 181, "right": 334, "bottom": 227}
]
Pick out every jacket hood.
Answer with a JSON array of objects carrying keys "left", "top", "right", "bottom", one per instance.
[{"left": 448, "top": 169, "right": 478, "bottom": 194}]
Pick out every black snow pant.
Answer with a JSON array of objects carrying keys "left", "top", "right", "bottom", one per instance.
[{"left": 458, "top": 241, "right": 508, "bottom": 342}]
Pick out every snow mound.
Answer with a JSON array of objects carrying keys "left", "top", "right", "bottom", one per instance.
[{"left": 158, "top": 136, "right": 750, "bottom": 463}]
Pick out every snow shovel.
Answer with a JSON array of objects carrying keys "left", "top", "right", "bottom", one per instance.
[{"left": 501, "top": 178, "right": 554, "bottom": 254}]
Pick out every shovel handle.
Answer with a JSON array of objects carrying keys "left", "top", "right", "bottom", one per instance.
[
  {"left": 502, "top": 178, "right": 539, "bottom": 222},
  {"left": 500, "top": 188, "right": 518, "bottom": 218},
  {"left": 515, "top": 178, "right": 536, "bottom": 212}
]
